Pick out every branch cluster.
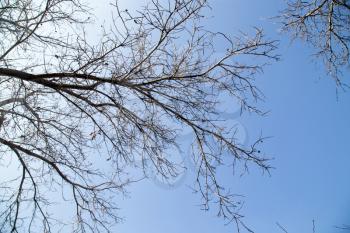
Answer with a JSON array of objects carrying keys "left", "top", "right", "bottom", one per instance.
[
  {"left": 279, "top": 0, "right": 350, "bottom": 85},
  {"left": 0, "top": 0, "right": 278, "bottom": 232}
]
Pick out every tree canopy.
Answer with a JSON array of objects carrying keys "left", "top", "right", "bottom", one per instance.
[
  {"left": 0, "top": 0, "right": 277, "bottom": 232},
  {"left": 278, "top": 0, "right": 350, "bottom": 86}
]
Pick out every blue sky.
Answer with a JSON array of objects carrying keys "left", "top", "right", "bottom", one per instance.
[{"left": 109, "top": 1, "right": 350, "bottom": 233}]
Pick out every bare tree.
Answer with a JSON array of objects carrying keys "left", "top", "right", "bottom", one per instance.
[
  {"left": 278, "top": 0, "right": 350, "bottom": 86},
  {"left": 0, "top": 0, "right": 278, "bottom": 232}
]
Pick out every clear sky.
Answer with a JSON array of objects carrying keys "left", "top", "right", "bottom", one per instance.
[{"left": 101, "top": 1, "right": 350, "bottom": 233}]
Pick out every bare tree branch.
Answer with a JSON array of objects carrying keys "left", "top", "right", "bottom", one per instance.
[
  {"left": 278, "top": 0, "right": 350, "bottom": 86},
  {"left": 0, "top": 0, "right": 278, "bottom": 232}
]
